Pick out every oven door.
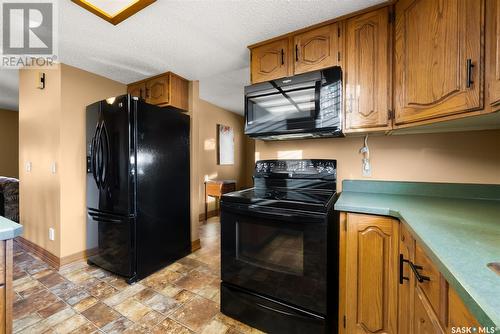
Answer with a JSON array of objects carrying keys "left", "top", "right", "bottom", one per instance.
[{"left": 221, "top": 203, "right": 327, "bottom": 315}]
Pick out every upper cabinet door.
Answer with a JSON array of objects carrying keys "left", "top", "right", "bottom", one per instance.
[
  {"left": 294, "top": 23, "right": 340, "bottom": 75},
  {"left": 491, "top": 0, "right": 500, "bottom": 109},
  {"left": 394, "top": 0, "right": 484, "bottom": 125},
  {"left": 146, "top": 75, "right": 170, "bottom": 106},
  {"left": 345, "top": 8, "right": 391, "bottom": 132},
  {"left": 345, "top": 213, "right": 399, "bottom": 334},
  {"left": 250, "top": 38, "right": 290, "bottom": 84},
  {"left": 128, "top": 82, "right": 146, "bottom": 99}
]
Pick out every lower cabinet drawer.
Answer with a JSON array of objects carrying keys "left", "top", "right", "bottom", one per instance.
[
  {"left": 414, "top": 287, "right": 444, "bottom": 334},
  {"left": 414, "top": 244, "right": 443, "bottom": 317},
  {"left": 447, "top": 286, "right": 481, "bottom": 331}
]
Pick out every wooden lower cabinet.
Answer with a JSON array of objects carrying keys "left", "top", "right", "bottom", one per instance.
[
  {"left": 343, "top": 213, "right": 399, "bottom": 334},
  {"left": 0, "top": 240, "right": 13, "bottom": 334},
  {"left": 340, "top": 212, "right": 482, "bottom": 334},
  {"left": 414, "top": 287, "right": 444, "bottom": 334}
]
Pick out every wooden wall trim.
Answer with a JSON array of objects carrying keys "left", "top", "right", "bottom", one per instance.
[
  {"left": 15, "top": 237, "right": 98, "bottom": 269},
  {"left": 16, "top": 236, "right": 203, "bottom": 271},
  {"left": 15, "top": 237, "right": 60, "bottom": 269},
  {"left": 191, "top": 239, "right": 201, "bottom": 252},
  {"left": 59, "top": 248, "right": 98, "bottom": 268},
  {"left": 198, "top": 210, "right": 219, "bottom": 222}
]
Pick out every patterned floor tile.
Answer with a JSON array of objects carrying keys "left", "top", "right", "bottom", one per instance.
[
  {"left": 12, "top": 218, "right": 260, "bottom": 333},
  {"left": 170, "top": 295, "right": 219, "bottom": 332},
  {"left": 37, "top": 300, "right": 68, "bottom": 318},
  {"left": 81, "top": 302, "right": 121, "bottom": 329},
  {"left": 114, "top": 299, "right": 151, "bottom": 322},
  {"left": 152, "top": 318, "right": 193, "bottom": 334}
]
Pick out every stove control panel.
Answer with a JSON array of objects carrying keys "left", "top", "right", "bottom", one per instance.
[{"left": 255, "top": 159, "right": 337, "bottom": 179}]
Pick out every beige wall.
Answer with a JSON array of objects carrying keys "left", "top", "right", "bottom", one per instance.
[
  {"left": 19, "top": 66, "right": 62, "bottom": 256},
  {"left": 188, "top": 81, "right": 252, "bottom": 239},
  {"left": 197, "top": 98, "right": 250, "bottom": 213},
  {"left": 254, "top": 130, "right": 500, "bottom": 189},
  {"left": 59, "top": 64, "right": 126, "bottom": 257},
  {"left": 0, "top": 109, "right": 19, "bottom": 178},
  {"left": 19, "top": 64, "right": 126, "bottom": 258}
]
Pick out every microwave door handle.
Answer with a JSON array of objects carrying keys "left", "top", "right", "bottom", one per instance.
[{"left": 314, "top": 81, "right": 321, "bottom": 118}]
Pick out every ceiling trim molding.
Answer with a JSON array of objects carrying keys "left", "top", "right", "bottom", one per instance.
[{"left": 71, "top": 0, "right": 156, "bottom": 25}]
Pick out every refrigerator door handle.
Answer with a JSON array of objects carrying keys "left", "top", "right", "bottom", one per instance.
[
  {"left": 100, "top": 122, "right": 110, "bottom": 185},
  {"left": 97, "top": 122, "right": 105, "bottom": 187},
  {"left": 88, "top": 212, "right": 123, "bottom": 224},
  {"left": 91, "top": 123, "right": 100, "bottom": 187}
]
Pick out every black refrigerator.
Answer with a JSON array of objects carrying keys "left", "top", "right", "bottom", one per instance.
[{"left": 86, "top": 94, "right": 190, "bottom": 283}]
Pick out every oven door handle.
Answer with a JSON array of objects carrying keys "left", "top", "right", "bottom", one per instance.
[
  {"left": 233, "top": 204, "right": 325, "bottom": 221},
  {"left": 255, "top": 302, "right": 322, "bottom": 321}
]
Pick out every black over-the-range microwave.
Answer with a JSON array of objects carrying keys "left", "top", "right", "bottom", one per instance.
[{"left": 244, "top": 66, "right": 343, "bottom": 140}]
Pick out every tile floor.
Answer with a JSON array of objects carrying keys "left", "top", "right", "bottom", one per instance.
[{"left": 13, "top": 217, "right": 263, "bottom": 334}]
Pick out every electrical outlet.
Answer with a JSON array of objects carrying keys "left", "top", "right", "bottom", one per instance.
[
  {"left": 49, "top": 228, "right": 55, "bottom": 241},
  {"left": 51, "top": 162, "right": 57, "bottom": 174},
  {"left": 25, "top": 161, "right": 32, "bottom": 172}
]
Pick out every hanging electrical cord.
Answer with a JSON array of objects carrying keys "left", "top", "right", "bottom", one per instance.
[{"left": 359, "top": 135, "right": 371, "bottom": 176}]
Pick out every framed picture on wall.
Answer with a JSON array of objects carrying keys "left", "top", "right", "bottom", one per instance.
[{"left": 217, "top": 124, "right": 234, "bottom": 165}]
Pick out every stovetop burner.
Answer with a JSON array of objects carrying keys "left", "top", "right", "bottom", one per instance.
[{"left": 222, "top": 160, "right": 337, "bottom": 213}]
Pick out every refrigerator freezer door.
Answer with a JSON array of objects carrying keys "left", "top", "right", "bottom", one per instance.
[
  {"left": 86, "top": 95, "right": 135, "bottom": 216},
  {"left": 87, "top": 209, "right": 135, "bottom": 278}
]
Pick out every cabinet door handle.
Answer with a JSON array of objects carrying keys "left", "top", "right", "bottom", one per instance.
[
  {"left": 400, "top": 255, "right": 430, "bottom": 283},
  {"left": 399, "top": 254, "right": 409, "bottom": 284},
  {"left": 281, "top": 49, "right": 285, "bottom": 65},
  {"left": 409, "top": 261, "right": 430, "bottom": 283},
  {"left": 466, "top": 58, "right": 474, "bottom": 88},
  {"left": 295, "top": 44, "right": 299, "bottom": 62}
]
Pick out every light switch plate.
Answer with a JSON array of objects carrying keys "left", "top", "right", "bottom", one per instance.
[
  {"left": 48, "top": 228, "right": 55, "bottom": 241},
  {"left": 25, "top": 161, "right": 32, "bottom": 172}
]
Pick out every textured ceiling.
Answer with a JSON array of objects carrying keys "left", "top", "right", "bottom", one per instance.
[{"left": 0, "top": 0, "right": 386, "bottom": 114}]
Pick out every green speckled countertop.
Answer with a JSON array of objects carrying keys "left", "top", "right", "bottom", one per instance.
[
  {"left": 334, "top": 180, "right": 500, "bottom": 328},
  {"left": 0, "top": 216, "right": 22, "bottom": 240}
]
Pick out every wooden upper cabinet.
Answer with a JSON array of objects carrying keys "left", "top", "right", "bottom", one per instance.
[
  {"left": 146, "top": 75, "right": 169, "bottom": 106},
  {"left": 491, "top": 0, "right": 500, "bottom": 109},
  {"left": 128, "top": 72, "right": 189, "bottom": 111},
  {"left": 394, "top": 0, "right": 484, "bottom": 126},
  {"left": 344, "top": 7, "right": 391, "bottom": 133},
  {"left": 251, "top": 38, "right": 290, "bottom": 84},
  {"left": 293, "top": 23, "right": 341, "bottom": 75},
  {"left": 127, "top": 82, "right": 146, "bottom": 99},
  {"left": 345, "top": 213, "right": 399, "bottom": 334}
]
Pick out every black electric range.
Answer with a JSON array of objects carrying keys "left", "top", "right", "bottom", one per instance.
[{"left": 220, "top": 159, "right": 339, "bottom": 334}]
